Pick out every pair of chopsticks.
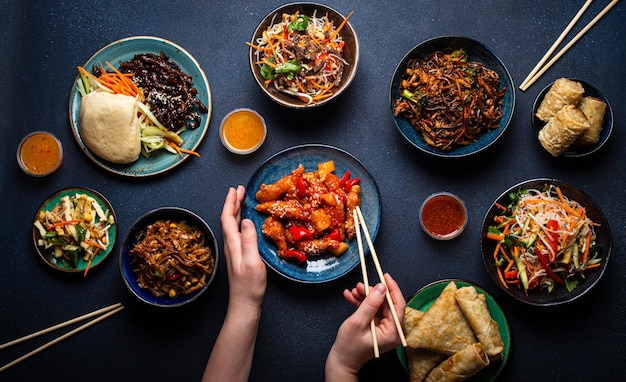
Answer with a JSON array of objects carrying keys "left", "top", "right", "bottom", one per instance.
[
  {"left": 519, "top": 0, "right": 619, "bottom": 91},
  {"left": 0, "top": 303, "right": 124, "bottom": 373},
  {"left": 353, "top": 206, "right": 407, "bottom": 358}
]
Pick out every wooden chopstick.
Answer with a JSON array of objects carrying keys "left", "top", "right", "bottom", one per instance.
[
  {"left": 353, "top": 209, "right": 380, "bottom": 358},
  {"left": 0, "top": 303, "right": 124, "bottom": 373},
  {"left": 520, "top": 0, "right": 619, "bottom": 91},
  {"left": 519, "top": 0, "right": 594, "bottom": 90},
  {"left": 355, "top": 206, "right": 408, "bottom": 348}
]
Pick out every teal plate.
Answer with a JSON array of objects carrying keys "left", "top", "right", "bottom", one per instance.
[
  {"left": 397, "top": 279, "right": 511, "bottom": 381},
  {"left": 68, "top": 36, "right": 212, "bottom": 177},
  {"left": 32, "top": 187, "right": 117, "bottom": 274},
  {"left": 242, "top": 144, "right": 382, "bottom": 284}
]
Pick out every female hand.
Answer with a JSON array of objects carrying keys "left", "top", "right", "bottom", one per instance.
[
  {"left": 220, "top": 185, "right": 266, "bottom": 310},
  {"left": 325, "top": 273, "right": 405, "bottom": 381}
]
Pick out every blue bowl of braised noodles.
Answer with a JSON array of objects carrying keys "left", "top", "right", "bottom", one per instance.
[
  {"left": 120, "top": 207, "right": 219, "bottom": 308},
  {"left": 390, "top": 36, "right": 515, "bottom": 158}
]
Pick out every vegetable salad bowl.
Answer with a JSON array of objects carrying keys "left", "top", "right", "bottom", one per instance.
[{"left": 248, "top": 2, "right": 360, "bottom": 108}]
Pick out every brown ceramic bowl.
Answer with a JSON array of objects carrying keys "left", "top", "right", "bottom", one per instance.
[{"left": 248, "top": 2, "right": 359, "bottom": 108}]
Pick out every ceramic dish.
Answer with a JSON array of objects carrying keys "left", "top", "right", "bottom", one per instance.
[
  {"left": 32, "top": 187, "right": 117, "bottom": 273},
  {"left": 242, "top": 144, "right": 381, "bottom": 283},
  {"left": 481, "top": 178, "right": 612, "bottom": 306},
  {"left": 17, "top": 131, "right": 64, "bottom": 176},
  {"left": 248, "top": 2, "right": 359, "bottom": 108},
  {"left": 390, "top": 36, "right": 515, "bottom": 158},
  {"left": 532, "top": 79, "right": 613, "bottom": 157},
  {"left": 68, "top": 36, "right": 212, "bottom": 177},
  {"left": 119, "top": 207, "right": 219, "bottom": 308},
  {"left": 419, "top": 192, "right": 467, "bottom": 240},
  {"left": 397, "top": 279, "right": 510, "bottom": 381}
]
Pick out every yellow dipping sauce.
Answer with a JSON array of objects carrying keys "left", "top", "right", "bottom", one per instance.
[
  {"left": 221, "top": 109, "right": 266, "bottom": 154},
  {"left": 18, "top": 132, "right": 63, "bottom": 176}
]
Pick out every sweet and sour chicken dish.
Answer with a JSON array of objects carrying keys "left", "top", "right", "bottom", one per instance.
[{"left": 255, "top": 160, "right": 361, "bottom": 264}]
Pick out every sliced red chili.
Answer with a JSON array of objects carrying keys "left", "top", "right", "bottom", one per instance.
[
  {"left": 167, "top": 273, "right": 180, "bottom": 281},
  {"left": 344, "top": 177, "right": 360, "bottom": 192},
  {"left": 338, "top": 170, "right": 351, "bottom": 187}
]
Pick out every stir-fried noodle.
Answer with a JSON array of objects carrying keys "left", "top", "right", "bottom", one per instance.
[
  {"left": 130, "top": 219, "right": 215, "bottom": 298},
  {"left": 393, "top": 48, "right": 505, "bottom": 151}
]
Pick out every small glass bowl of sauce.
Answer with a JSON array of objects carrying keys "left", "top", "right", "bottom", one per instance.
[
  {"left": 220, "top": 108, "right": 267, "bottom": 155},
  {"left": 419, "top": 192, "right": 467, "bottom": 240},
  {"left": 17, "top": 131, "right": 63, "bottom": 176}
]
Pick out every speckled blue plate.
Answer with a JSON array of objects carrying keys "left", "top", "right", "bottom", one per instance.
[
  {"left": 32, "top": 187, "right": 117, "bottom": 274},
  {"left": 119, "top": 207, "right": 219, "bottom": 308},
  {"left": 397, "top": 279, "right": 511, "bottom": 381},
  {"left": 242, "top": 144, "right": 381, "bottom": 284},
  {"left": 68, "top": 36, "right": 212, "bottom": 177},
  {"left": 532, "top": 79, "right": 613, "bottom": 157},
  {"left": 390, "top": 36, "right": 515, "bottom": 158}
]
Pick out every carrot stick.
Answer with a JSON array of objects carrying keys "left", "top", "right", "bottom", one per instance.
[
  {"left": 46, "top": 220, "right": 82, "bottom": 231},
  {"left": 555, "top": 186, "right": 581, "bottom": 217},
  {"left": 84, "top": 240, "right": 106, "bottom": 250},
  {"left": 168, "top": 141, "right": 200, "bottom": 157},
  {"left": 83, "top": 249, "right": 99, "bottom": 278},
  {"left": 328, "top": 11, "right": 354, "bottom": 41}
]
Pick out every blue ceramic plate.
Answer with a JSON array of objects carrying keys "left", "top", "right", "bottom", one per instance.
[
  {"left": 32, "top": 187, "right": 117, "bottom": 274},
  {"left": 242, "top": 144, "right": 381, "bottom": 283},
  {"left": 68, "top": 36, "right": 212, "bottom": 177},
  {"left": 119, "top": 207, "right": 219, "bottom": 308},
  {"left": 532, "top": 79, "right": 613, "bottom": 157},
  {"left": 397, "top": 279, "right": 511, "bottom": 381},
  {"left": 390, "top": 36, "right": 515, "bottom": 158},
  {"left": 481, "top": 178, "right": 612, "bottom": 306}
]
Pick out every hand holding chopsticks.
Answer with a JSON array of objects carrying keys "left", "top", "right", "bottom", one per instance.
[
  {"left": 353, "top": 206, "right": 407, "bottom": 355},
  {"left": 0, "top": 303, "right": 124, "bottom": 373},
  {"left": 519, "top": 0, "right": 619, "bottom": 91}
]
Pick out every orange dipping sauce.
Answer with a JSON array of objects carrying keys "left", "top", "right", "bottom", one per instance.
[
  {"left": 18, "top": 132, "right": 63, "bottom": 176},
  {"left": 420, "top": 192, "right": 467, "bottom": 239},
  {"left": 220, "top": 109, "right": 266, "bottom": 154}
]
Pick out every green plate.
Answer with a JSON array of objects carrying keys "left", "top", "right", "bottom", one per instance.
[
  {"left": 68, "top": 36, "right": 212, "bottom": 177},
  {"left": 32, "top": 187, "right": 117, "bottom": 274},
  {"left": 397, "top": 279, "right": 511, "bottom": 381}
]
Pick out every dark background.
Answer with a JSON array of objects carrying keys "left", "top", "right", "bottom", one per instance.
[{"left": 1, "top": 1, "right": 624, "bottom": 381}]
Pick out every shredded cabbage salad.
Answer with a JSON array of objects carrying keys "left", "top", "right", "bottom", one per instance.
[
  {"left": 248, "top": 10, "right": 353, "bottom": 105},
  {"left": 487, "top": 185, "right": 602, "bottom": 293}
]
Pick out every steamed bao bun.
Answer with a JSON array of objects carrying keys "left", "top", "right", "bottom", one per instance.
[{"left": 79, "top": 92, "right": 141, "bottom": 164}]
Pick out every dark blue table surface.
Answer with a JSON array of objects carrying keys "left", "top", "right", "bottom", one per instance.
[{"left": 1, "top": 1, "right": 624, "bottom": 381}]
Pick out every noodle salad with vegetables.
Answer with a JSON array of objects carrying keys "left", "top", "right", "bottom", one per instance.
[
  {"left": 248, "top": 10, "right": 353, "bottom": 105},
  {"left": 486, "top": 184, "right": 602, "bottom": 293}
]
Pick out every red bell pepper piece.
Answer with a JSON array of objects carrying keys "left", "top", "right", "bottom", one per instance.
[
  {"left": 296, "top": 176, "right": 307, "bottom": 198},
  {"left": 289, "top": 225, "right": 313, "bottom": 241},
  {"left": 326, "top": 229, "right": 342, "bottom": 242},
  {"left": 504, "top": 270, "right": 518, "bottom": 279},
  {"left": 546, "top": 219, "right": 559, "bottom": 255},
  {"left": 534, "top": 248, "right": 564, "bottom": 285},
  {"left": 344, "top": 177, "right": 360, "bottom": 192},
  {"left": 167, "top": 273, "right": 180, "bottom": 281},
  {"left": 282, "top": 249, "right": 307, "bottom": 264}
]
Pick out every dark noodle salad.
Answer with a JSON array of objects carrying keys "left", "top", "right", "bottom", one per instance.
[
  {"left": 393, "top": 49, "right": 505, "bottom": 151},
  {"left": 130, "top": 219, "right": 215, "bottom": 298}
]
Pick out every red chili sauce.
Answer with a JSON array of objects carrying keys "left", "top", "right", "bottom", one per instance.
[{"left": 420, "top": 194, "right": 466, "bottom": 238}]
